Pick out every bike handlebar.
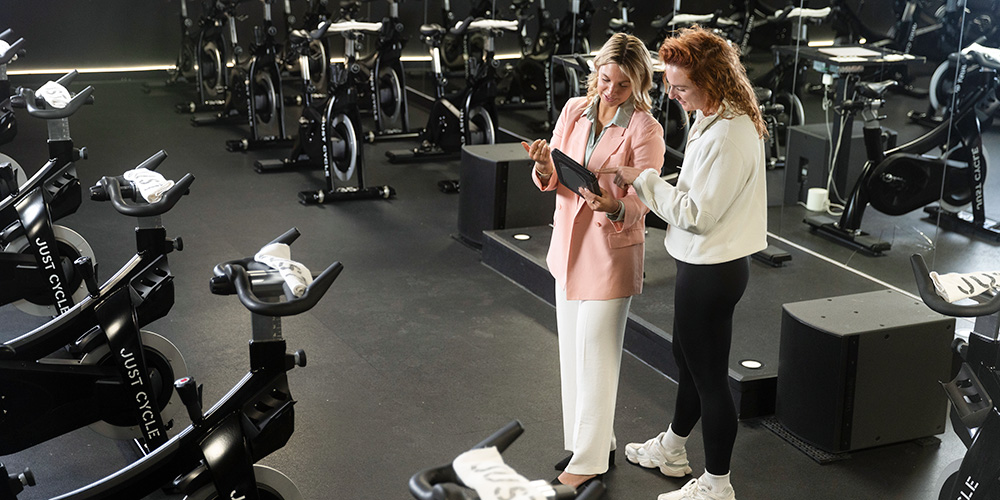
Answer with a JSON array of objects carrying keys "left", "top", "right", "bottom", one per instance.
[
  {"left": 89, "top": 151, "right": 195, "bottom": 217},
  {"left": 409, "top": 420, "right": 604, "bottom": 500},
  {"left": 20, "top": 84, "right": 94, "bottom": 120},
  {"left": 93, "top": 173, "right": 195, "bottom": 217},
  {"left": 210, "top": 228, "right": 342, "bottom": 316},
  {"left": 910, "top": 254, "right": 1000, "bottom": 318},
  {"left": 0, "top": 36, "right": 24, "bottom": 66}
]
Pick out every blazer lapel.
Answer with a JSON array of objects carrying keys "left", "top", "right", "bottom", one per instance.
[{"left": 588, "top": 125, "right": 626, "bottom": 171}]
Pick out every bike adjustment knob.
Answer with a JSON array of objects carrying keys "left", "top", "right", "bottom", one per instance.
[
  {"left": 73, "top": 256, "right": 100, "bottom": 297},
  {"left": 18, "top": 469, "right": 34, "bottom": 487},
  {"left": 1, "top": 463, "right": 35, "bottom": 496},
  {"left": 175, "top": 376, "right": 204, "bottom": 424},
  {"left": 170, "top": 236, "right": 184, "bottom": 252}
]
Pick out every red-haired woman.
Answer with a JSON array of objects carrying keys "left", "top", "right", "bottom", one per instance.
[{"left": 598, "top": 25, "right": 769, "bottom": 500}]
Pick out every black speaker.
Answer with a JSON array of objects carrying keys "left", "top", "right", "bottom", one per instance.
[
  {"left": 776, "top": 290, "right": 955, "bottom": 453},
  {"left": 458, "top": 144, "right": 554, "bottom": 247},
  {"left": 783, "top": 122, "right": 897, "bottom": 207}
]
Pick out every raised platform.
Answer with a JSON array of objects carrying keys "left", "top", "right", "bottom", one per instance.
[{"left": 481, "top": 224, "right": 890, "bottom": 419}]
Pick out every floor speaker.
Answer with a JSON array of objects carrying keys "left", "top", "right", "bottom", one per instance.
[
  {"left": 458, "top": 143, "right": 554, "bottom": 247},
  {"left": 783, "top": 122, "right": 897, "bottom": 207},
  {"left": 776, "top": 290, "right": 955, "bottom": 453}
]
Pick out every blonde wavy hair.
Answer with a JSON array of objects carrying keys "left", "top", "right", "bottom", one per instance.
[
  {"left": 585, "top": 33, "right": 654, "bottom": 113},
  {"left": 659, "top": 25, "right": 768, "bottom": 138}
]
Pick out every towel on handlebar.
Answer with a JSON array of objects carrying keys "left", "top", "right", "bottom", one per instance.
[
  {"left": 0, "top": 40, "right": 16, "bottom": 62},
  {"left": 36, "top": 80, "right": 71, "bottom": 109},
  {"left": 123, "top": 167, "right": 175, "bottom": 203},
  {"left": 930, "top": 270, "right": 1000, "bottom": 303},
  {"left": 453, "top": 447, "right": 552, "bottom": 500},
  {"left": 254, "top": 242, "right": 312, "bottom": 297}
]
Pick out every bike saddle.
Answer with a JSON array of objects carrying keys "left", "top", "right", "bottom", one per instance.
[
  {"left": 965, "top": 42, "right": 1000, "bottom": 70},
  {"left": 608, "top": 18, "right": 634, "bottom": 32},
  {"left": 856, "top": 80, "right": 897, "bottom": 99},
  {"left": 652, "top": 14, "right": 674, "bottom": 29},
  {"left": 420, "top": 24, "right": 447, "bottom": 38},
  {"left": 323, "top": 20, "right": 382, "bottom": 36},
  {"left": 754, "top": 88, "right": 773, "bottom": 102}
]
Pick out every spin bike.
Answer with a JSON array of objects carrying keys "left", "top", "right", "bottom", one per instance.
[
  {"left": 805, "top": 64, "right": 1000, "bottom": 255},
  {"left": 409, "top": 420, "right": 605, "bottom": 500},
  {"left": 280, "top": 0, "right": 333, "bottom": 96},
  {"left": 0, "top": 151, "right": 194, "bottom": 456},
  {"left": 0, "top": 74, "right": 96, "bottom": 317},
  {"left": 357, "top": 0, "right": 418, "bottom": 142},
  {"left": 177, "top": 0, "right": 242, "bottom": 114},
  {"left": 495, "top": 0, "right": 557, "bottom": 110},
  {"left": 909, "top": 254, "right": 1000, "bottom": 500},
  {"left": 190, "top": 0, "right": 291, "bottom": 154},
  {"left": 255, "top": 19, "right": 395, "bottom": 204},
  {"left": 545, "top": 0, "right": 594, "bottom": 129},
  {"left": 911, "top": 41, "right": 1000, "bottom": 128},
  {"left": 0, "top": 29, "right": 26, "bottom": 196},
  {"left": 385, "top": 16, "right": 518, "bottom": 164},
  {"left": 0, "top": 228, "right": 340, "bottom": 500},
  {"left": 219, "top": 0, "right": 295, "bottom": 152}
]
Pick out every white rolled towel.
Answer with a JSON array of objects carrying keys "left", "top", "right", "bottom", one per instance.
[
  {"left": 452, "top": 447, "right": 551, "bottom": 500},
  {"left": 930, "top": 270, "right": 1000, "bottom": 303},
  {"left": 36, "top": 80, "right": 72, "bottom": 109},
  {"left": 122, "top": 168, "right": 175, "bottom": 203},
  {"left": 0, "top": 40, "right": 16, "bottom": 62},
  {"left": 254, "top": 243, "right": 313, "bottom": 297}
]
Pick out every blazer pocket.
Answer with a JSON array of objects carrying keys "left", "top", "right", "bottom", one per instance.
[{"left": 607, "top": 227, "right": 644, "bottom": 249}]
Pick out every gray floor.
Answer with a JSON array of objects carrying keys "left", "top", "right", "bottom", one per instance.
[{"left": 0, "top": 63, "right": 996, "bottom": 500}]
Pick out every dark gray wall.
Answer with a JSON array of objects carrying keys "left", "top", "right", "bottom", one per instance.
[{"left": 4, "top": 0, "right": 753, "bottom": 72}]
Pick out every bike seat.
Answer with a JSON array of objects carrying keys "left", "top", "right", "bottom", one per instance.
[
  {"left": 965, "top": 42, "right": 1000, "bottom": 70},
  {"left": 288, "top": 29, "right": 310, "bottom": 45},
  {"left": 322, "top": 20, "right": 383, "bottom": 35},
  {"left": 754, "top": 88, "right": 772, "bottom": 102},
  {"left": 667, "top": 13, "right": 738, "bottom": 28},
  {"left": 420, "top": 23, "right": 447, "bottom": 38},
  {"left": 609, "top": 19, "right": 634, "bottom": 32},
  {"left": 461, "top": 18, "right": 519, "bottom": 34},
  {"left": 776, "top": 6, "right": 831, "bottom": 21},
  {"left": 652, "top": 15, "right": 672, "bottom": 29},
  {"left": 855, "top": 80, "right": 897, "bottom": 99}
]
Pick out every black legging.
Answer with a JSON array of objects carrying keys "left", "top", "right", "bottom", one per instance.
[{"left": 670, "top": 256, "right": 749, "bottom": 475}]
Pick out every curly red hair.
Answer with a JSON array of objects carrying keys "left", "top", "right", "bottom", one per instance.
[{"left": 659, "top": 26, "right": 767, "bottom": 138}]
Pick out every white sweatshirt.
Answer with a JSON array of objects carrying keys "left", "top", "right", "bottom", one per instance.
[{"left": 633, "top": 104, "right": 768, "bottom": 264}]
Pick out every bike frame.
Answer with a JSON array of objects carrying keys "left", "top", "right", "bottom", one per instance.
[
  {"left": 0, "top": 230, "right": 339, "bottom": 500},
  {"left": 837, "top": 70, "right": 994, "bottom": 233},
  {"left": 0, "top": 78, "right": 92, "bottom": 314},
  {"left": 0, "top": 160, "right": 193, "bottom": 455}
]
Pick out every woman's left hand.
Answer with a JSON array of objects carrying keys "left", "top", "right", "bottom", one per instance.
[{"left": 580, "top": 185, "right": 617, "bottom": 213}]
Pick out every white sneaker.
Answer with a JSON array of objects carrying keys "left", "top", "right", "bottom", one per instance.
[
  {"left": 624, "top": 432, "right": 693, "bottom": 477},
  {"left": 657, "top": 477, "right": 736, "bottom": 500}
]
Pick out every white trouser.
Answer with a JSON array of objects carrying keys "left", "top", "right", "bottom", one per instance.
[{"left": 555, "top": 283, "right": 630, "bottom": 475}]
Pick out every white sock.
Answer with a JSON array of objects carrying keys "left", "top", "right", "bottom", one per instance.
[
  {"left": 700, "top": 471, "right": 732, "bottom": 492},
  {"left": 660, "top": 425, "right": 688, "bottom": 450}
]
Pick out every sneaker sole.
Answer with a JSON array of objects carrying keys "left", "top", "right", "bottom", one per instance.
[{"left": 624, "top": 453, "right": 692, "bottom": 478}]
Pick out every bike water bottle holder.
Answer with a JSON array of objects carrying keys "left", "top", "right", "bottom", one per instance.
[{"left": 943, "top": 362, "right": 993, "bottom": 429}]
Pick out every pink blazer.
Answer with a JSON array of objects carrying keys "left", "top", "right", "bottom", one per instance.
[{"left": 533, "top": 96, "right": 665, "bottom": 300}]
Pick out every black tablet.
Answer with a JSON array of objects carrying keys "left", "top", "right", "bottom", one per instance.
[{"left": 551, "top": 148, "right": 601, "bottom": 197}]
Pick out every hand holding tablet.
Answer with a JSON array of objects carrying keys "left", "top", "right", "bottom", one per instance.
[{"left": 550, "top": 148, "right": 602, "bottom": 197}]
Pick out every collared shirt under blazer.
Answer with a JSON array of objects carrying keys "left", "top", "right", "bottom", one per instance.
[{"left": 533, "top": 96, "right": 665, "bottom": 301}]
